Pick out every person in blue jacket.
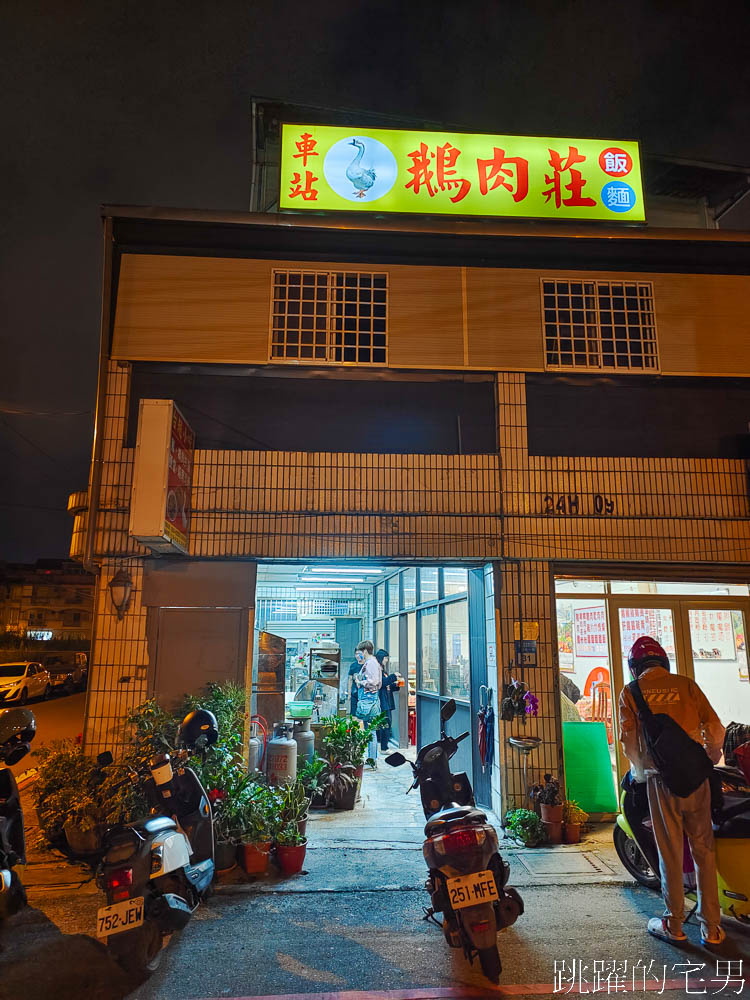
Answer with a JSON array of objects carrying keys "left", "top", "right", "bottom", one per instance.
[{"left": 375, "top": 649, "right": 400, "bottom": 752}]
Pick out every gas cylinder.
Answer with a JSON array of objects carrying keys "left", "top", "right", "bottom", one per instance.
[
  {"left": 292, "top": 717, "right": 315, "bottom": 765},
  {"left": 265, "top": 722, "right": 297, "bottom": 786},
  {"left": 247, "top": 722, "right": 262, "bottom": 774}
]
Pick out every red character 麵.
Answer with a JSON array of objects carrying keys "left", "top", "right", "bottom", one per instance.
[
  {"left": 477, "top": 147, "right": 529, "bottom": 202},
  {"left": 543, "top": 146, "right": 596, "bottom": 208},
  {"left": 289, "top": 171, "right": 319, "bottom": 201}
]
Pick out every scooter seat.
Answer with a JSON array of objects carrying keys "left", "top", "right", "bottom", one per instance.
[
  {"left": 131, "top": 816, "right": 178, "bottom": 835},
  {"left": 425, "top": 805, "right": 487, "bottom": 837}
]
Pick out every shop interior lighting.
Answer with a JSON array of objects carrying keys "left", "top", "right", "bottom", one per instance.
[
  {"left": 306, "top": 566, "right": 385, "bottom": 574},
  {"left": 293, "top": 586, "right": 354, "bottom": 592}
]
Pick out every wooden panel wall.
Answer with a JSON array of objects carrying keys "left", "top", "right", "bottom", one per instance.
[{"left": 111, "top": 253, "right": 750, "bottom": 376}]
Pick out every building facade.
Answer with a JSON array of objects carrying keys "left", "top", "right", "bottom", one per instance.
[
  {"left": 0, "top": 559, "right": 94, "bottom": 650},
  {"left": 70, "top": 206, "right": 750, "bottom": 817}
]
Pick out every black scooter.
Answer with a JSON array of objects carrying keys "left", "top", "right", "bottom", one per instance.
[
  {"left": 386, "top": 699, "right": 523, "bottom": 984},
  {"left": 0, "top": 707, "right": 36, "bottom": 921},
  {"left": 96, "top": 709, "right": 216, "bottom": 974}
]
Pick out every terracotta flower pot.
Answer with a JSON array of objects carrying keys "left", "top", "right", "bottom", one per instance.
[
  {"left": 276, "top": 839, "right": 307, "bottom": 875},
  {"left": 542, "top": 820, "right": 563, "bottom": 845},
  {"left": 354, "top": 764, "right": 364, "bottom": 803},
  {"left": 563, "top": 822, "right": 581, "bottom": 844},
  {"left": 297, "top": 814, "right": 308, "bottom": 838},
  {"left": 540, "top": 803, "right": 563, "bottom": 824},
  {"left": 238, "top": 840, "right": 271, "bottom": 875}
]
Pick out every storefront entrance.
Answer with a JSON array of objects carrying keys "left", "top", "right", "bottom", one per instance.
[
  {"left": 255, "top": 562, "right": 493, "bottom": 806},
  {"left": 556, "top": 578, "right": 749, "bottom": 808}
]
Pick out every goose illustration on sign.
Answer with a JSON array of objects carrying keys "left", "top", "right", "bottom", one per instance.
[{"left": 323, "top": 135, "right": 398, "bottom": 203}]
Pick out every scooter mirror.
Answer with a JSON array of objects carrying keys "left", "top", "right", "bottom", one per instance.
[
  {"left": 440, "top": 699, "right": 456, "bottom": 722},
  {"left": 385, "top": 752, "right": 406, "bottom": 767},
  {"left": 97, "top": 751, "right": 114, "bottom": 766},
  {"left": 3, "top": 743, "right": 29, "bottom": 766}
]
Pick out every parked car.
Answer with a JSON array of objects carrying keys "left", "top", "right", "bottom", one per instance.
[
  {"left": 42, "top": 652, "right": 88, "bottom": 694},
  {"left": 0, "top": 663, "right": 52, "bottom": 705}
]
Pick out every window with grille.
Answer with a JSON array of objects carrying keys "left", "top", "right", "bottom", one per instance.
[
  {"left": 542, "top": 279, "right": 658, "bottom": 371},
  {"left": 256, "top": 599, "right": 298, "bottom": 623},
  {"left": 271, "top": 270, "right": 388, "bottom": 365}
]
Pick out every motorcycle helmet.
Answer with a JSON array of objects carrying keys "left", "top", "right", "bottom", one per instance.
[
  {"left": 0, "top": 707, "right": 36, "bottom": 766},
  {"left": 628, "top": 635, "right": 670, "bottom": 678},
  {"left": 178, "top": 708, "right": 219, "bottom": 750}
]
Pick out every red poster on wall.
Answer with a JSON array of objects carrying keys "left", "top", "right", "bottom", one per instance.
[{"left": 164, "top": 405, "right": 195, "bottom": 553}]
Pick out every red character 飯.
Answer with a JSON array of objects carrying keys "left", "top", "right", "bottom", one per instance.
[
  {"left": 289, "top": 171, "right": 319, "bottom": 201},
  {"left": 543, "top": 146, "right": 596, "bottom": 208},
  {"left": 476, "top": 147, "right": 529, "bottom": 202},
  {"left": 293, "top": 132, "right": 318, "bottom": 167}
]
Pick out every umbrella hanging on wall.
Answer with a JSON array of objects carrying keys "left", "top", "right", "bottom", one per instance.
[{"left": 478, "top": 684, "right": 495, "bottom": 774}]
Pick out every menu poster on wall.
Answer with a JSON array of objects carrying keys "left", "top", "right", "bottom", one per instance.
[
  {"left": 557, "top": 605, "right": 574, "bottom": 672},
  {"left": 619, "top": 608, "right": 676, "bottom": 665},
  {"left": 689, "top": 609, "right": 737, "bottom": 661},
  {"left": 574, "top": 606, "right": 609, "bottom": 658}
]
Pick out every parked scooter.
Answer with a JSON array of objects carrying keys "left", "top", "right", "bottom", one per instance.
[
  {"left": 96, "top": 708, "right": 218, "bottom": 973},
  {"left": 614, "top": 763, "right": 750, "bottom": 925},
  {"left": 0, "top": 707, "right": 36, "bottom": 920},
  {"left": 386, "top": 699, "right": 523, "bottom": 983}
]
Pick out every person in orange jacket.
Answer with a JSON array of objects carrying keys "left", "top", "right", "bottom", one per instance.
[{"left": 618, "top": 635, "right": 725, "bottom": 947}]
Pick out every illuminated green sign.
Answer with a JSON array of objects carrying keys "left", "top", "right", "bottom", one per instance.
[{"left": 280, "top": 124, "right": 644, "bottom": 222}]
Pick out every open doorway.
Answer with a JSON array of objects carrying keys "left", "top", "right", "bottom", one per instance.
[{"left": 254, "top": 562, "right": 492, "bottom": 806}]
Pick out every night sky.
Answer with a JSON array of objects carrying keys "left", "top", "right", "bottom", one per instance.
[{"left": 3, "top": 1, "right": 750, "bottom": 562}]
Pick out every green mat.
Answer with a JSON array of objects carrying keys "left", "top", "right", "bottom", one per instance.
[{"left": 562, "top": 721, "right": 618, "bottom": 813}]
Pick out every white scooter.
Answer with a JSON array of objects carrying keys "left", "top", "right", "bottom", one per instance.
[{"left": 96, "top": 708, "right": 217, "bottom": 974}]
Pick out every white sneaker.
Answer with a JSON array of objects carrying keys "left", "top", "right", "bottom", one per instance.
[{"left": 647, "top": 917, "right": 687, "bottom": 943}]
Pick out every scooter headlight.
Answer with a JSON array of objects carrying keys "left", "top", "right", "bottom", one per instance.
[{"left": 151, "top": 845, "right": 164, "bottom": 876}]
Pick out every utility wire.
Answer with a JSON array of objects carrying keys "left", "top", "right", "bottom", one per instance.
[
  {"left": 0, "top": 416, "right": 59, "bottom": 464},
  {"left": 0, "top": 404, "right": 92, "bottom": 416}
]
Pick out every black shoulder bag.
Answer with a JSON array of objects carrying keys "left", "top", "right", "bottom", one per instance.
[{"left": 628, "top": 679, "right": 713, "bottom": 798}]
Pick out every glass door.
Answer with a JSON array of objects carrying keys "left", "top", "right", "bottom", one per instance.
[
  {"left": 608, "top": 599, "right": 682, "bottom": 781},
  {"left": 679, "top": 602, "right": 749, "bottom": 729}
]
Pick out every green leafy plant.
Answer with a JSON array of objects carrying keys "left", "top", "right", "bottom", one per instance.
[
  {"left": 298, "top": 753, "right": 328, "bottom": 798},
  {"left": 530, "top": 773, "right": 562, "bottom": 806},
  {"left": 563, "top": 799, "right": 589, "bottom": 825},
  {"left": 505, "top": 808, "right": 547, "bottom": 847},
  {"left": 277, "top": 779, "right": 310, "bottom": 828},
  {"left": 321, "top": 762, "right": 359, "bottom": 808},
  {"left": 320, "top": 713, "right": 385, "bottom": 769},
  {"left": 235, "top": 782, "right": 283, "bottom": 844},
  {"left": 275, "top": 822, "right": 306, "bottom": 847}
]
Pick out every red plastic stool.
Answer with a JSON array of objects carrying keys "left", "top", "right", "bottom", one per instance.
[{"left": 408, "top": 708, "right": 417, "bottom": 746}]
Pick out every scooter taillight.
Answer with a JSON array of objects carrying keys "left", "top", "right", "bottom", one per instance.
[
  {"left": 105, "top": 867, "right": 133, "bottom": 902},
  {"left": 434, "top": 827, "right": 486, "bottom": 854}
]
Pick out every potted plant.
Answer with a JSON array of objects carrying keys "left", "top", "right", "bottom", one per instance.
[
  {"left": 319, "top": 713, "right": 385, "bottom": 807},
  {"left": 275, "top": 823, "right": 307, "bottom": 875},
  {"left": 62, "top": 793, "right": 107, "bottom": 855},
  {"left": 298, "top": 753, "right": 328, "bottom": 809},
  {"left": 562, "top": 799, "right": 589, "bottom": 844},
  {"left": 277, "top": 779, "right": 311, "bottom": 838},
  {"left": 500, "top": 679, "right": 539, "bottom": 722},
  {"left": 236, "top": 783, "right": 282, "bottom": 875},
  {"left": 504, "top": 808, "right": 547, "bottom": 847},
  {"left": 530, "top": 774, "right": 563, "bottom": 843}
]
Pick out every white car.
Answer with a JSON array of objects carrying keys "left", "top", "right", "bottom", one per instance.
[{"left": 0, "top": 662, "right": 52, "bottom": 705}]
